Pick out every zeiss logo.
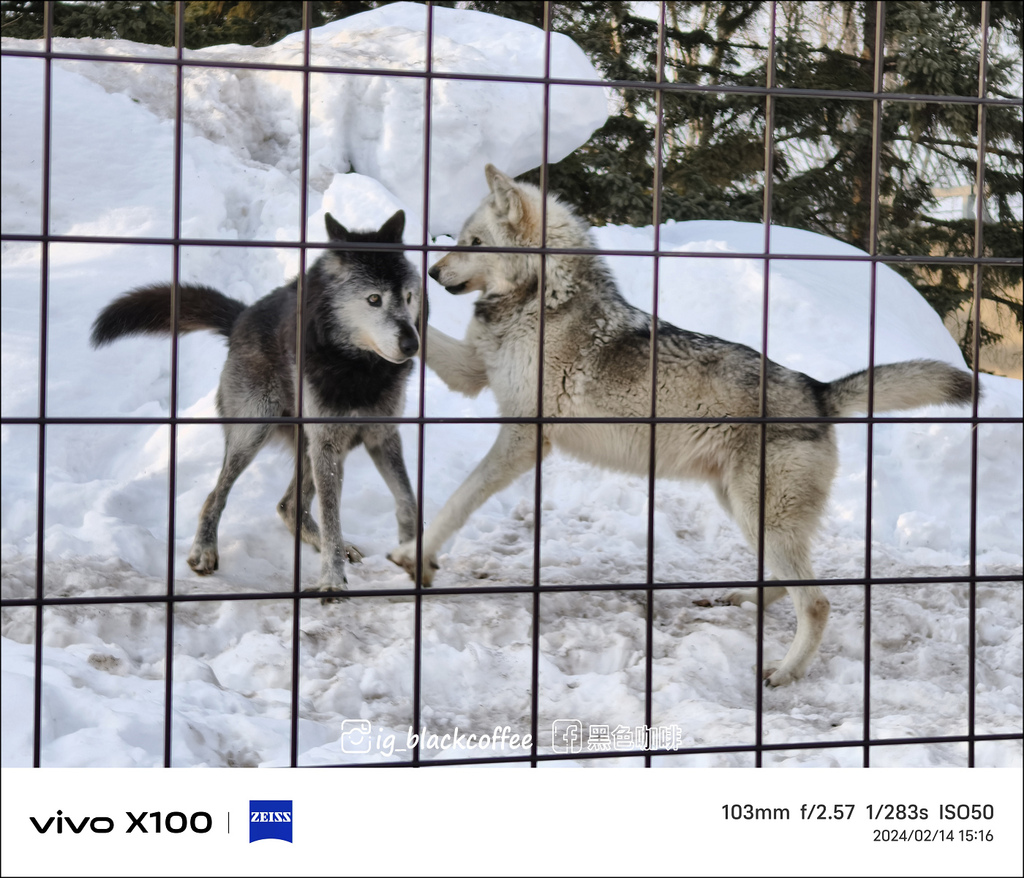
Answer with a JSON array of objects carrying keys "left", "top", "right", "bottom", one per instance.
[{"left": 249, "top": 800, "right": 292, "bottom": 843}]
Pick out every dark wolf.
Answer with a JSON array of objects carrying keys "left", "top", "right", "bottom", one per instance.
[
  {"left": 389, "top": 165, "right": 974, "bottom": 685},
  {"left": 92, "top": 211, "right": 423, "bottom": 593}
]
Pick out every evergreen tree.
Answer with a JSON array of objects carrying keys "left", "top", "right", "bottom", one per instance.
[
  {"left": 457, "top": 1, "right": 1022, "bottom": 364},
  {"left": 766, "top": 1, "right": 1023, "bottom": 361},
  {"left": 1, "top": 0, "right": 177, "bottom": 43},
  {"left": 3, "top": 1, "right": 1020, "bottom": 361},
  {"left": 0, "top": 1, "right": 389, "bottom": 48}
]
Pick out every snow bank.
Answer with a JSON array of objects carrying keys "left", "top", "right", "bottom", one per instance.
[
  {"left": 2, "top": 2, "right": 607, "bottom": 238},
  {"left": 1, "top": 5, "right": 1020, "bottom": 768}
]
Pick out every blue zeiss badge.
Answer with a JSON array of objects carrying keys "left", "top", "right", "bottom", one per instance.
[{"left": 249, "top": 800, "right": 293, "bottom": 843}]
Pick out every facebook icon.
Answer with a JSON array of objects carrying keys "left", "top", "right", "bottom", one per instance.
[
  {"left": 249, "top": 800, "right": 293, "bottom": 843},
  {"left": 551, "top": 719, "right": 584, "bottom": 754}
]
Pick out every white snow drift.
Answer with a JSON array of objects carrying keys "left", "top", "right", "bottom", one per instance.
[{"left": 1, "top": 4, "right": 1020, "bottom": 769}]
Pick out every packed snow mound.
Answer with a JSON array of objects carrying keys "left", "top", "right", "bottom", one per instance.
[
  {"left": 601, "top": 220, "right": 969, "bottom": 375},
  {"left": 2, "top": 2, "right": 608, "bottom": 237}
]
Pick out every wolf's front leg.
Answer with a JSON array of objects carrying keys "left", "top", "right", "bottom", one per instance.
[
  {"left": 365, "top": 426, "right": 418, "bottom": 544},
  {"left": 308, "top": 436, "right": 348, "bottom": 596},
  {"left": 388, "top": 424, "right": 548, "bottom": 583},
  {"left": 425, "top": 325, "right": 489, "bottom": 397}
]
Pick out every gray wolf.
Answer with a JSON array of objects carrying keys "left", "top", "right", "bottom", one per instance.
[
  {"left": 389, "top": 165, "right": 973, "bottom": 686},
  {"left": 92, "top": 211, "right": 423, "bottom": 593}
]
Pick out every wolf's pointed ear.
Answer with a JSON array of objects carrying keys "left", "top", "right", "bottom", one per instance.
[
  {"left": 325, "top": 212, "right": 349, "bottom": 243},
  {"left": 484, "top": 164, "right": 524, "bottom": 224},
  {"left": 378, "top": 210, "right": 405, "bottom": 243}
]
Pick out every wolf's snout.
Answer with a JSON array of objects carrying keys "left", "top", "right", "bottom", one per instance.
[
  {"left": 399, "top": 326, "right": 419, "bottom": 358},
  {"left": 427, "top": 263, "right": 441, "bottom": 282}
]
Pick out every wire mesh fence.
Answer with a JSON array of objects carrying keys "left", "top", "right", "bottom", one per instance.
[{"left": 1, "top": 0, "right": 1022, "bottom": 769}]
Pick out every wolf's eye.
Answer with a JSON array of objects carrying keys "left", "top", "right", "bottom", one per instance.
[
  {"left": 470, "top": 237, "right": 482, "bottom": 246},
  {"left": 406, "top": 292, "right": 413, "bottom": 305},
  {"left": 367, "top": 294, "right": 382, "bottom": 307}
]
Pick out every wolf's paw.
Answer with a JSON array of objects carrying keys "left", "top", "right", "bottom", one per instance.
[
  {"left": 387, "top": 542, "right": 438, "bottom": 585},
  {"left": 317, "top": 588, "right": 348, "bottom": 605},
  {"left": 717, "top": 588, "right": 757, "bottom": 607},
  {"left": 345, "top": 543, "right": 364, "bottom": 564},
  {"left": 187, "top": 546, "right": 218, "bottom": 575},
  {"left": 308, "top": 575, "right": 348, "bottom": 604},
  {"left": 763, "top": 666, "right": 795, "bottom": 688}
]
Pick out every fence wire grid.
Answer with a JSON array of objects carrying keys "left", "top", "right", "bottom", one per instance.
[{"left": 1, "top": 0, "right": 1022, "bottom": 769}]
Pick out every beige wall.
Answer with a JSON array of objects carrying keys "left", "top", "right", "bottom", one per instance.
[{"left": 944, "top": 296, "right": 1023, "bottom": 380}]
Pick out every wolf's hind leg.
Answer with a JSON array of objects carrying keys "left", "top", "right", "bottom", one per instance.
[
  {"left": 751, "top": 530, "right": 828, "bottom": 687},
  {"left": 189, "top": 422, "right": 271, "bottom": 575},
  {"left": 277, "top": 440, "right": 362, "bottom": 563},
  {"left": 721, "top": 451, "right": 831, "bottom": 686},
  {"left": 277, "top": 448, "right": 321, "bottom": 550}
]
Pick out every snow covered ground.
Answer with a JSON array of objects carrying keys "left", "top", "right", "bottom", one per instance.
[{"left": 2, "top": 3, "right": 1021, "bottom": 769}]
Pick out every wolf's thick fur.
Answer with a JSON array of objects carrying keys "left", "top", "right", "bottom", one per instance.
[
  {"left": 389, "top": 165, "right": 974, "bottom": 686},
  {"left": 92, "top": 211, "right": 423, "bottom": 593}
]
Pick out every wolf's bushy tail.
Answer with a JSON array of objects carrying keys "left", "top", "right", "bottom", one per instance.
[
  {"left": 823, "top": 359, "right": 975, "bottom": 416},
  {"left": 90, "top": 283, "right": 246, "bottom": 347}
]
